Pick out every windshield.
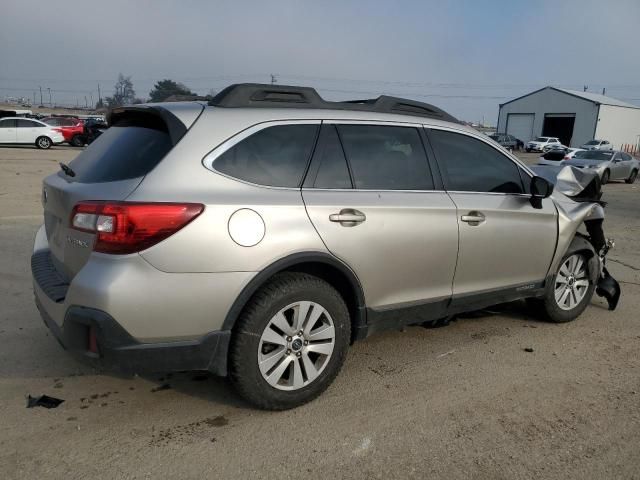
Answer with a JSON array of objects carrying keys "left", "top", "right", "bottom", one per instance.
[
  {"left": 535, "top": 137, "right": 549, "bottom": 142},
  {"left": 573, "top": 150, "right": 613, "bottom": 161},
  {"left": 584, "top": 140, "right": 599, "bottom": 145}
]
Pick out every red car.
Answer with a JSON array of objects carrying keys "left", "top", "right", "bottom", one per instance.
[{"left": 41, "top": 117, "right": 85, "bottom": 147}]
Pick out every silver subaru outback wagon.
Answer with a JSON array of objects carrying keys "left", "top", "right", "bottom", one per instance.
[{"left": 32, "top": 83, "right": 611, "bottom": 410}]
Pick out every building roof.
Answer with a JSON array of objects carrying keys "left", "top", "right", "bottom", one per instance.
[
  {"left": 500, "top": 86, "right": 640, "bottom": 110},
  {"left": 554, "top": 88, "right": 640, "bottom": 109}
]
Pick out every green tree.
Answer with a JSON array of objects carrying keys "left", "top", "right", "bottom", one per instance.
[
  {"left": 148, "top": 79, "right": 196, "bottom": 102},
  {"left": 105, "top": 73, "right": 136, "bottom": 107}
]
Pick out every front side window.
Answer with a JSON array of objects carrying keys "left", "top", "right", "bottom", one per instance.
[
  {"left": 337, "top": 124, "right": 433, "bottom": 190},
  {"left": 428, "top": 129, "right": 525, "bottom": 194},
  {"left": 214, "top": 124, "right": 319, "bottom": 187}
]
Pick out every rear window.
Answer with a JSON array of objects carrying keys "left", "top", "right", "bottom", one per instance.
[
  {"left": 68, "top": 124, "right": 172, "bottom": 183},
  {"left": 573, "top": 150, "right": 613, "bottom": 160}
]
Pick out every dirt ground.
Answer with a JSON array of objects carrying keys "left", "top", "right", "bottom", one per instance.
[{"left": 1, "top": 146, "right": 639, "bottom": 479}]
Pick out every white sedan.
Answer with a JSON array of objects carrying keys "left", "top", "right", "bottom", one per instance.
[{"left": 0, "top": 117, "right": 65, "bottom": 149}]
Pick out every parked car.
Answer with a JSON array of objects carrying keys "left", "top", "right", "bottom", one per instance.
[
  {"left": 580, "top": 139, "right": 613, "bottom": 151},
  {"left": 31, "top": 83, "right": 619, "bottom": 410},
  {"left": 0, "top": 117, "right": 64, "bottom": 149},
  {"left": 526, "top": 137, "right": 561, "bottom": 152},
  {"left": 542, "top": 143, "right": 569, "bottom": 153},
  {"left": 537, "top": 148, "right": 586, "bottom": 166},
  {"left": 564, "top": 150, "right": 639, "bottom": 184},
  {"left": 42, "top": 117, "right": 85, "bottom": 147},
  {"left": 489, "top": 133, "right": 521, "bottom": 151}
]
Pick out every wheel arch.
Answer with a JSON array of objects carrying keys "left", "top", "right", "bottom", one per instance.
[{"left": 222, "top": 252, "right": 367, "bottom": 341}]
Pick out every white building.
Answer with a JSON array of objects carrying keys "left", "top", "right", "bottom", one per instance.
[{"left": 497, "top": 86, "right": 640, "bottom": 149}]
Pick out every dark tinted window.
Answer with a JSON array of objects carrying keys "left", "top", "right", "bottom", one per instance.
[
  {"left": 17, "top": 119, "right": 41, "bottom": 128},
  {"left": 429, "top": 130, "right": 525, "bottom": 194},
  {"left": 573, "top": 150, "right": 614, "bottom": 160},
  {"left": 309, "top": 125, "right": 352, "bottom": 189},
  {"left": 621, "top": 153, "right": 632, "bottom": 161},
  {"left": 69, "top": 124, "right": 172, "bottom": 183},
  {"left": 0, "top": 119, "right": 16, "bottom": 128},
  {"left": 337, "top": 125, "right": 433, "bottom": 190},
  {"left": 214, "top": 124, "right": 318, "bottom": 187}
]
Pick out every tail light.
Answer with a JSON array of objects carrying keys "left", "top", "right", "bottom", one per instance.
[
  {"left": 70, "top": 201, "right": 204, "bottom": 254},
  {"left": 563, "top": 155, "right": 570, "bottom": 160}
]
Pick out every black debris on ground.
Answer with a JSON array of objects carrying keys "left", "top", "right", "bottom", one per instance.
[{"left": 26, "top": 395, "right": 64, "bottom": 409}]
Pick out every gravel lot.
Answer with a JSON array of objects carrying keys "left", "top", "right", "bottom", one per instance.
[{"left": 1, "top": 146, "right": 639, "bottom": 479}]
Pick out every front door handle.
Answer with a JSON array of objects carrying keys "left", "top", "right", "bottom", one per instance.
[
  {"left": 461, "top": 211, "right": 486, "bottom": 226},
  {"left": 329, "top": 209, "right": 366, "bottom": 227}
]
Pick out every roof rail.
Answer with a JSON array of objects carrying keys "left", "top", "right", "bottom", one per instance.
[{"left": 208, "top": 83, "right": 458, "bottom": 123}]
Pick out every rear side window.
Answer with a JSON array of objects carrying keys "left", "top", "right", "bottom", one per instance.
[
  {"left": 69, "top": 123, "right": 172, "bottom": 183},
  {"left": 337, "top": 125, "right": 433, "bottom": 190},
  {"left": 306, "top": 125, "right": 352, "bottom": 189},
  {"left": 0, "top": 119, "right": 17, "bottom": 128},
  {"left": 429, "top": 129, "right": 525, "bottom": 194},
  {"left": 214, "top": 124, "right": 319, "bottom": 187}
]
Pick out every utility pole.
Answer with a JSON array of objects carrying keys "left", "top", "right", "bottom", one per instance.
[
  {"left": 47, "top": 87, "right": 52, "bottom": 106},
  {"left": 270, "top": 74, "right": 277, "bottom": 85},
  {"left": 39, "top": 86, "right": 43, "bottom": 106},
  {"left": 33, "top": 91, "right": 36, "bottom": 105},
  {"left": 602, "top": 87, "right": 606, "bottom": 95}
]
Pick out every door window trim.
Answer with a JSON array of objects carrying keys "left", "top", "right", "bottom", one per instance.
[{"left": 424, "top": 125, "right": 534, "bottom": 196}]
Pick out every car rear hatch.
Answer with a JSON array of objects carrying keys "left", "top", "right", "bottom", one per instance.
[{"left": 42, "top": 104, "right": 202, "bottom": 281}]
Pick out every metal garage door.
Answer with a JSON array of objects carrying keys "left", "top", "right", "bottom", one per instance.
[{"left": 506, "top": 113, "right": 535, "bottom": 142}]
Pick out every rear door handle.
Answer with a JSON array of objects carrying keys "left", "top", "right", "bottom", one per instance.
[
  {"left": 461, "top": 211, "right": 486, "bottom": 225},
  {"left": 329, "top": 209, "right": 366, "bottom": 226}
]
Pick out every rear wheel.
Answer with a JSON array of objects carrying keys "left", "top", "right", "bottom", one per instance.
[
  {"left": 35, "top": 136, "right": 52, "bottom": 149},
  {"left": 526, "top": 148, "right": 532, "bottom": 153},
  {"left": 529, "top": 251, "right": 596, "bottom": 323},
  {"left": 229, "top": 272, "right": 350, "bottom": 410},
  {"left": 626, "top": 169, "right": 638, "bottom": 184},
  {"left": 70, "top": 135, "right": 85, "bottom": 147},
  {"left": 601, "top": 170, "right": 610, "bottom": 185}
]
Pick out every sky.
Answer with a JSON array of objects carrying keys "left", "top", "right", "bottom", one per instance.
[{"left": 1, "top": 0, "right": 639, "bottom": 124}]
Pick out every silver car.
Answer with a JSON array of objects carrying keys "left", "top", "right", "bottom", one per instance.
[
  {"left": 32, "top": 83, "right": 616, "bottom": 409},
  {"left": 564, "top": 150, "right": 639, "bottom": 184},
  {"left": 580, "top": 139, "right": 613, "bottom": 151}
]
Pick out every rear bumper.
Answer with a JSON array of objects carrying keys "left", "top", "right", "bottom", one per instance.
[{"left": 35, "top": 297, "right": 231, "bottom": 376}]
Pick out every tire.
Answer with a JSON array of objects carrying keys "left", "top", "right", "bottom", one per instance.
[
  {"left": 526, "top": 148, "right": 531, "bottom": 153},
  {"left": 229, "top": 272, "right": 350, "bottom": 410},
  {"left": 528, "top": 251, "right": 596, "bottom": 323},
  {"left": 35, "top": 136, "right": 52, "bottom": 149},
  {"left": 70, "top": 135, "right": 85, "bottom": 147},
  {"left": 601, "top": 170, "right": 610, "bottom": 185},
  {"left": 626, "top": 169, "right": 638, "bottom": 184}
]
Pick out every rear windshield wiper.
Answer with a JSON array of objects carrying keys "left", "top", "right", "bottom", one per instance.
[{"left": 59, "top": 162, "right": 76, "bottom": 178}]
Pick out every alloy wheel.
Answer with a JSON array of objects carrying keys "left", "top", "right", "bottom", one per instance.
[
  {"left": 258, "top": 301, "right": 335, "bottom": 391},
  {"left": 554, "top": 254, "right": 590, "bottom": 311}
]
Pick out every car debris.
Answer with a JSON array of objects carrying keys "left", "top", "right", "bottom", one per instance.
[{"left": 26, "top": 394, "right": 64, "bottom": 409}]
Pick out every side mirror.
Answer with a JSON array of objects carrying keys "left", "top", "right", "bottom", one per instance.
[{"left": 530, "top": 176, "right": 554, "bottom": 209}]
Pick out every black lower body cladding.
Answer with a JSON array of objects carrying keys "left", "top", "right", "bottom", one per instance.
[{"left": 35, "top": 300, "right": 230, "bottom": 376}]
